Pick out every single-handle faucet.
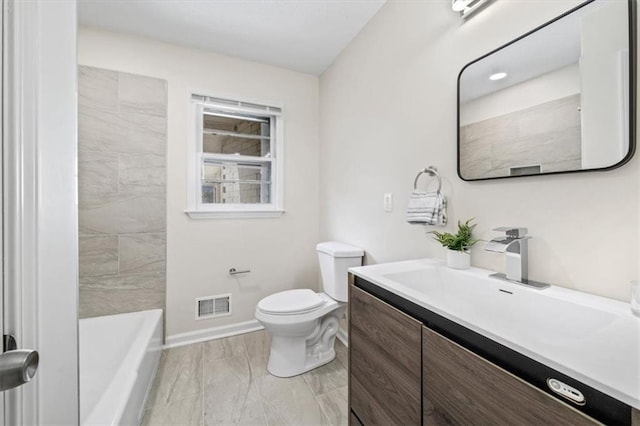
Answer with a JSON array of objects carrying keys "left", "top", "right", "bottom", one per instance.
[{"left": 485, "top": 227, "right": 549, "bottom": 289}]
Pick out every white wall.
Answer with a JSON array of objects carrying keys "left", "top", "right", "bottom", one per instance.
[
  {"left": 319, "top": 0, "right": 638, "bottom": 302},
  {"left": 78, "top": 28, "right": 320, "bottom": 339}
]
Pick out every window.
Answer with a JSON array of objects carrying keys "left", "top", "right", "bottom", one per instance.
[{"left": 186, "top": 94, "right": 284, "bottom": 218}]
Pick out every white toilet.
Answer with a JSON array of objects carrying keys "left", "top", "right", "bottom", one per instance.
[{"left": 255, "top": 241, "right": 364, "bottom": 377}]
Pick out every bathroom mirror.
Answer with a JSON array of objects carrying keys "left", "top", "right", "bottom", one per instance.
[{"left": 457, "top": 0, "right": 636, "bottom": 181}]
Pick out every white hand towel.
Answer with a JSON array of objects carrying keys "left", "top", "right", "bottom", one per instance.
[{"left": 406, "top": 191, "right": 447, "bottom": 226}]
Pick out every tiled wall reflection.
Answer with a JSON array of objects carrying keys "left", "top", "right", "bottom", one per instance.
[
  {"left": 78, "top": 66, "right": 167, "bottom": 318},
  {"left": 460, "top": 94, "right": 582, "bottom": 179}
]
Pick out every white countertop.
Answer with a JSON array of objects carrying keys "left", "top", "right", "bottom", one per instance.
[{"left": 350, "top": 258, "right": 640, "bottom": 409}]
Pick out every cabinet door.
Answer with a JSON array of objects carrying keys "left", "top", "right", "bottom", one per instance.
[
  {"left": 349, "top": 284, "right": 422, "bottom": 426},
  {"left": 422, "top": 327, "right": 597, "bottom": 425}
]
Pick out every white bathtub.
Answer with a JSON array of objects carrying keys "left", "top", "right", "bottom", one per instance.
[{"left": 80, "top": 309, "right": 163, "bottom": 426}]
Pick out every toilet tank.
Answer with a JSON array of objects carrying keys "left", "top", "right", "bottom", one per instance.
[{"left": 316, "top": 242, "right": 364, "bottom": 302}]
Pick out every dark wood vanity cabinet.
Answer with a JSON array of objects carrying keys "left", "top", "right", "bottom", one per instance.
[
  {"left": 348, "top": 280, "right": 629, "bottom": 426},
  {"left": 422, "top": 327, "right": 596, "bottom": 425},
  {"left": 348, "top": 283, "right": 422, "bottom": 425}
]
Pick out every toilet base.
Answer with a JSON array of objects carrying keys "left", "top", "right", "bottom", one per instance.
[
  {"left": 267, "top": 346, "right": 336, "bottom": 378},
  {"left": 265, "top": 307, "right": 345, "bottom": 378}
]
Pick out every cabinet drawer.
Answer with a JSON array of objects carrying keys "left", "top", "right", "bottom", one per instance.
[
  {"left": 422, "top": 327, "right": 597, "bottom": 425},
  {"left": 349, "top": 284, "right": 422, "bottom": 426}
]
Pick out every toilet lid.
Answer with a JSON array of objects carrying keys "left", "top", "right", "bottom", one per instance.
[{"left": 258, "top": 289, "right": 324, "bottom": 315}]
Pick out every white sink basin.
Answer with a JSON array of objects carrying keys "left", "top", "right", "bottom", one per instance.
[{"left": 350, "top": 258, "right": 640, "bottom": 409}]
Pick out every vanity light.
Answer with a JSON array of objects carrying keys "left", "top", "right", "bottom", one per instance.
[
  {"left": 453, "top": 0, "right": 494, "bottom": 19},
  {"left": 451, "top": 0, "right": 472, "bottom": 12},
  {"left": 489, "top": 72, "right": 507, "bottom": 81}
]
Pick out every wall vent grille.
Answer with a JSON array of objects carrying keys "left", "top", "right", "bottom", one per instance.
[{"left": 196, "top": 294, "right": 232, "bottom": 320}]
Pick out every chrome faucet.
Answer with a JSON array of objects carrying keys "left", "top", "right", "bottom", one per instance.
[{"left": 485, "top": 227, "right": 549, "bottom": 289}]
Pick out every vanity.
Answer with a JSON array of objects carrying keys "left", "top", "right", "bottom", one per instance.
[{"left": 347, "top": 259, "right": 640, "bottom": 425}]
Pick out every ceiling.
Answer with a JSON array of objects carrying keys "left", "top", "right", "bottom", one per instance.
[
  {"left": 78, "top": 0, "right": 387, "bottom": 76},
  {"left": 459, "top": 3, "right": 583, "bottom": 103}
]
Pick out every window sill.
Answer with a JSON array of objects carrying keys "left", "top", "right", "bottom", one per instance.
[{"left": 185, "top": 210, "right": 285, "bottom": 220}]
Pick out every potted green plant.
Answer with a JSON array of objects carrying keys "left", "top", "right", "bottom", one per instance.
[{"left": 430, "top": 219, "right": 478, "bottom": 269}]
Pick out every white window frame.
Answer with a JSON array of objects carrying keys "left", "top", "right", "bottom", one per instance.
[{"left": 185, "top": 93, "right": 285, "bottom": 219}]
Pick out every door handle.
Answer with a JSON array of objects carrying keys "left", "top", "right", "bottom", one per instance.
[{"left": 0, "top": 335, "right": 38, "bottom": 391}]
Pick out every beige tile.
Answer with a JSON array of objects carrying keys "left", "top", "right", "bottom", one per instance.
[
  {"left": 119, "top": 233, "right": 166, "bottom": 275},
  {"left": 203, "top": 335, "right": 247, "bottom": 361},
  {"left": 79, "top": 107, "right": 124, "bottom": 152},
  {"left": 79, "top": 193, "right": 166, "bottom": 235},
  {"left": 78, "top": 151, "right": 118, "bottom": 195},
  {"left": 78, "top": 193, "right": 119, "bottom": 235},
  {"left": 118, "top": 71, "right": 167, "bottom": 117},
  {"left": 78, "top": 66, "right": 118, "bottom": 112},
  {"left": 260, "top": 375, "right": 329, "bottom": 426},
  {"left": 79, "top": 107, "right": 166, "bottom": 155},
  {"left": 143, "top": 394, "right": 203, "bottom": 426},
  {"left": 243, "top": 330, "right": 271, "bottom": 357},
  {"left": 303, "top": 358, "right": 347, "bottom": 396},
  {"left": 121, "top": 111, "right": 167, "bottom": 156},
  {"left": 317, "top": 386, "right": 348, "bottom": 426},
  {"left": 117, "top": 194, "right": 166, "bottom": 234},
  {"left": 147, "top": 344, "right": 204, "bottom": 408},
  {"left": 247, "top": 353, "right": 269, "bottom": 379},
  {"left": 204, "top": 382, "right": 265, "bottom": 426},
  {"left": 335, "top": 340, "right": 348, "bottom": 370},
  {"left": 203, "top": 366, "right": 264, "bottom": 425},
  {"left": 204, "top": 355, "right": 252, "bottom": 386},
  {"left": 119, "top": 153, "right": 166, "bottom": 194},
  {"left": 78, "top": 236, "right": 118, "bottom": 278},
  {"left": 79, "top": 273, "right": 165, "bottom": 318},
  {"left": 203, "top": 352, "right": 267, "bottom": 425},
  {"left": 78, "top": 286, "right": 165, "bottom": 318}
]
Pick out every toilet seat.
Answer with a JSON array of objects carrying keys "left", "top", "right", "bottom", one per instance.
[{"left": 257, "top": 289, "right": 325, "bottom": 315}]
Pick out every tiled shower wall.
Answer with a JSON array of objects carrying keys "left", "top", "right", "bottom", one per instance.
[{"left": 78, "top": 66, "right": 167, "bottom": 319}]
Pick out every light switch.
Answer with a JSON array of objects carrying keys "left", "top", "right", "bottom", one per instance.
[{"left": 384, "top": 193, "right": 393, "bottom": 212}]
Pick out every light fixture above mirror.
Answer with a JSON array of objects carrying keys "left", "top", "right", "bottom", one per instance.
[{"left": 452, "top": 0, "right": 494, "bottom": 19}]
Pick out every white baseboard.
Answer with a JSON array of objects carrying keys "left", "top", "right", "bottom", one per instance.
[
  {"left": 336, "top": 327, "right": 348, "bottom": 348},
  {"left": 165, "top": 319, "right": 264, "bottom": 349}
]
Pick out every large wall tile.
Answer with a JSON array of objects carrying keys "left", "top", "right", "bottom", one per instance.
[
  {"left": 80, "top": 193, "right": 166, "bottom": 235},
  {"left": 79, "top": 193, "right": 121, "bottom": 235},
  {"left": 78, "top": 107, "right": 124, "bottom": 152},
  {"left": 79, "top": 107, "right": 166, "bottom": 155},
  {"left": 79, "top": 273, "right": 165, "bottom": 318},
  {"left": 120, "top": 233, "right": 166, "bottom": 274},
  {"left": 117, "top": 194, "right": 166, "bottom": 234},
  {"left": 119, "top": 72, "right": 167, "bottom": 117},
  {"left": 119, "top": 153, "right": 166, "bottom": 194},
  {"left": 79, "top": 66, "right": 118, "bottom": 112},
  {"left": 120, "top": 112, "right": 167, "bottom": 155},
  {"left": 79, "top": 236, "right": 118, "bottom": 277},
  {"left": 78, "top": 150, "right": 119, "bottom": 195},
  {"left": 79, "top": 286, "right": 165, "bottom": 318}
]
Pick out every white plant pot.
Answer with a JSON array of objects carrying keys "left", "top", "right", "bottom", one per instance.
[{"left": 447, "top": 249, "right": 470, "bottom": 270}]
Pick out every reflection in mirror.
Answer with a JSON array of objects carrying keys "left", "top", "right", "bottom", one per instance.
[{"left": 458, "top": 0, "right": 635, "bottom": 180}]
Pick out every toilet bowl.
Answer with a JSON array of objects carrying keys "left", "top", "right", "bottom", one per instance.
[{"left": 255, "top": 242, "right": 364, "bottom": 377}]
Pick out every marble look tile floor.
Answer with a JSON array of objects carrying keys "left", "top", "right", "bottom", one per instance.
[{"left": 143, "top": 330, "right": 348, "bottom": 426}]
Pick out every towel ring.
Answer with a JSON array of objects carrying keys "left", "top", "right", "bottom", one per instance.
[{"left": 413, "top": 166, "right": 442, "bottom": 193}]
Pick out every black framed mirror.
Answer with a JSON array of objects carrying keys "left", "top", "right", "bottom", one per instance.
[{"left": 457, "top": 0, "right": 636, "bottom": 181}]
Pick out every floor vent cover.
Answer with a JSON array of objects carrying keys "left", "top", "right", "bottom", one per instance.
[{"left": 196, "top": 294, "right": 232, "bottom": 320}]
